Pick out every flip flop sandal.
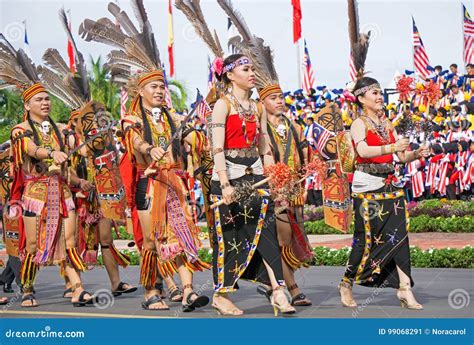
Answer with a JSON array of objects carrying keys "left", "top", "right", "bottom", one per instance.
[
  {"left": 182, "top": 292, "right": 209, "bottom": 312},
  {"left": 257, "top": 285, "right": 272, "bottom": 303},
  {"left": 21, "top": 294, "right": 38, "bottom": 308},
  {"left": 168, "top": 287, "right": 183, "bottom": 302},
  {"left": 141, "top": 295, "right": 170, "bottom": 310},
  {"left": 112, "top": 282, "right": 138, "bottom": 297},
  {"left": 72, "top": 290, "right": 96, "bottom": 307},
  {"left": 291, "top": 293, "right": 312, "bottom": 306},
  {"left": 63, "top": 287, "right": 73, "bottom": 298}
]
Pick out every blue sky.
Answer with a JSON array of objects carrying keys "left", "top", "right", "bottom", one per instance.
[{"left": 1, "top": 0, "right": 473, "bottom": 99}]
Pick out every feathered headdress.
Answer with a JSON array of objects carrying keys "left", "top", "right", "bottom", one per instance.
[
  {"left": 175, "top": 0, "right": 225, "bottom": 105},
  {"left": 348, "top": 0, "right": 371, "bottom": 80},
  {"left": 217, "top": 0, "right": 281, "bottom": 100},
  {"left": 0, "top": 34, "right": 46, "bottom": 104},
  {"left": 39, "top": 8, "right": 92, "bottom": 119},
  {"left": 79, "top": 0, "right": 163, "bottom": 103}
]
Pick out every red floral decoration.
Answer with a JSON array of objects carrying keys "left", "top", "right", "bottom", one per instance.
[{"left": 396, "top": 75, "right": 415, "bottom": 102}]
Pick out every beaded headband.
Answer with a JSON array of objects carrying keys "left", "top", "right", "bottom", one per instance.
[
  {"left": 223, "top": 57, "right": 252, "bottom": 74},
  {"left": 353, "top": 83, "right": 381, "bottom": 97}
]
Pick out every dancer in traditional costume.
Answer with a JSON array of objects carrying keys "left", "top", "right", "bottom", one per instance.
[
  {"left": 0, "top": 34, "right": 95, "bottom": 307},
  {"left": 0, "top": 141, "right": 18, "bottom": 304},
  {"left": 221, "top": 2, "right": 313, "bottom": 306},
  {"left": 190, "top": 0, "right": 294, "bottom": 317},
  {"left": 39, "top": 9, "right": 136, "bottom": 298},
  {"left": 337, "top": 0, "right": 429, "bottom": 310},
  {"left": 80, "top": 0, "right": 210, "bottom": 312}
]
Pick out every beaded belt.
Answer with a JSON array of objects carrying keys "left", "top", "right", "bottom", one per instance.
[
  {"left": 355, "top": 163, "right": 395, "bottom": 174},
  {"left": 224, "top": 148, "right": 260, "bottom": 159}
]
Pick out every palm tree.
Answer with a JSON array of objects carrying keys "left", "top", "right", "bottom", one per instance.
[
  {"left": 168, "top": 79, "right": 188, "bottom": 112},
  {"left": 89, "top": 56, "right": 120, "bottom": 118}
]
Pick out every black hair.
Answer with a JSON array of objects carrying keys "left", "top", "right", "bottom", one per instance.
[
  {"left": 450, "top": 63, "right": 458, "bottom": 69},
  {"left": 434, "top": 65, "right": 442, "bottom": 71},
  {"left": 138, "top": 96, "right": 180, "bottom": 161},
  {"left": 430, "top": 143, "right": 443, "bottom": 155},
  {"left": 459, "top": 140, "right": 469, "bottom": 152},
  {"left": 215, "top": 54, "right": 245, "bottom": 85},
  {"left": 139, "top": 96, "right": 153, "bottom": 145},
  {"left": 26, "top": 111, "right": 64, "bottom": 151},
  {"left": 443, "top": 142, "right": 458, "bottom": 154},
  {"left": 352, "top": 77, "right": 380, "bottom": 108},
  {"left": 266, "top": 117, "right": 304, "bottom": 165}
]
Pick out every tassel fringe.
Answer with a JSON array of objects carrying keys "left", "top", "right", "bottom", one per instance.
[
  {"left": 66, "top": 247, "right": 87, "bottom": 272},
  {"left": 281, "top": 246, "right": 309, "bottom": 271},
  {"left": 107, "top": 243, "right": 131, "bottom": 268},
  {"left": 20, "top": 252, "right": 38, "bottom": 292},
  {"left": 140, "top": 249, "right": 158, "bottom": 289}
]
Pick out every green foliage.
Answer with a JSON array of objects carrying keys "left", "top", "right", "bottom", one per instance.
[
  {"left": 96, "top": 245, "right": 473, "bottom": 268},
  {"left": 112, "top": 225, "right": 134, "bottom": 240},
  {"left": 89, "top": 56, "right": 120, "bottom": 118},
  {"left": 198, "top": 248, "right": 213, "bottom": 263},
  {"left": 311, "top": 246, "right": 473, "bottom": 268},
  {"left": 410, "top": 246, "right": 474, "bottom": 268},
  {"left": 168, "top": 79, "right": 188, "bottom": 112},
  {"left": 409, "top": 215, "right": 474, "bottom": 233}
]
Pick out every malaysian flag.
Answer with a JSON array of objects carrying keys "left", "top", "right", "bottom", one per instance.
[
  {"left": 463, "top": 4, "right": 474, "bottom": 65},
  {"left": 302, "top": 39, "right": 315, "bottom": 94},
  {"left": 311, "top": 122, "right": 333, "bottom": 159},
  {"left": 120, "top": 87, "right": 128, "bottom": 119},
  {"left": 196, "top": 98, "right": 211, "bottom": 122},
  {"left": 349, "top": 53, "right": 357, "bottom": 82},
  {"left": 412, "top": 17, "right": 431, "bottom": 79}
]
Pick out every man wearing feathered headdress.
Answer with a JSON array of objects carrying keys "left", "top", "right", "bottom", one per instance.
[
  {"left": 39, "top": 8, "right": 137, "bottom": 299},
  {"left": 80, "top": 0, "right": 210, "bottom": 312},
  {"left": 0, "top": 34, "right": 96, "bottom": 307}
]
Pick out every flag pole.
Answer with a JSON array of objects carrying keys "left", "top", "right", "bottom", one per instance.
[{"left": 296, "top": 39, "right": 302, "bottom": 89}]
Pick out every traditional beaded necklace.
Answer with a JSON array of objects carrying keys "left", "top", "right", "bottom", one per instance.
[
  {"left": 146, "top": 111, "right": 170, "bottom": 149},
  {"left": 361, "top": 114, "right": 391, "bottom": 144},
  {"left": 228, "top": 94, "right": 260, "bottom": 146}
]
